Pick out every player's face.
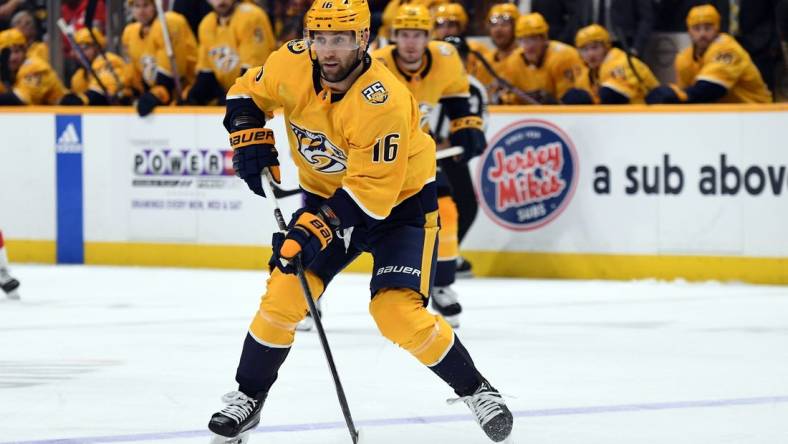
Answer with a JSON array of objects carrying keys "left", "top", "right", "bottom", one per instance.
[
  {"left": 688, "top": 23, "right": 718, "bottom": 53},
  {"left": 434, "top": 20, "right": 461, "bottom": 39},
  {"left": 208, "top": 0, "right": 235, "bottom": 16},
  {"left": 580, "top": 42, "right": 607, "bottom": 69},
  {"left": 311, "top": 31, "right": 361, "bottom": 83},
  {"left": 8, "top": 45, "right": 26, "bottom": 73},
  {"left": 489, "top": 17, "right": 515, "bottom": 49},
  {"left": 395, "top": 29, "right": 429, "bottom": 64},
  {"left": 131, "top": 0, "right": 156, "bottom": 26},
  {"left": 520, "top": 35, "right": 547, "bottom": 62},
  {"left": 81, "top": 43, "right": 98, "bottom": 63},
  {"left": 12, "top": 14, "right": 36, "bottom": 41}
]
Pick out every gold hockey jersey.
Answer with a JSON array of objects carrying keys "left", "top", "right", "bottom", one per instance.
[
  {"left": 121, "top": 11, "right": 197, "bottom": 93},
  {"left": 70, "top": 52, "right": 132, "bottom": 97},
  {"left": 196, "top": 2, "right": 276, "bottom": 90},
  {"left": 576, "top": 47, "right": 659, "bottom": 104},
  {"left": 500, "top": 40, "right": 583, "bottom": 103},
  {"left": 227, "top": 40, "right": 436, "bottom": 220},
  {"left": 372, "top": 40, "right": 469, "bottom": 129},
  {"left": 674, "top": 33, "right": 771, "bottom": 103},
  {"left": 12, "top": 56, "right": 65, "bottom": 105}
]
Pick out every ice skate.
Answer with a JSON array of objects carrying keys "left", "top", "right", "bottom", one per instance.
[
  {"left": 448, "top": 380, "right": 513, "bottom": 442},
  {"left": 430, "top": 286, "right": 461, "bottom": 328},
  {"left": 456, "top": 256, "right": 474, "bottom": 279},
  {"left": 0, "top": 269, "right": 20, "bottom": 300},
  {"left": 208, "top": 391, "right": 266, "bottom": 443}
]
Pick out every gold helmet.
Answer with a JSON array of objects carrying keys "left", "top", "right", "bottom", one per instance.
[
  {"left": 686, "top": 4, "right": 721, "bottom": 30},
  {"left": 433, "top": 3, "right": 468, "bottom": 31},
  {"left": 74, "top": 27, "right": 106, "bottom": 48},
  {"left": 0, "top": 28, "right": 26, "bottom": 49},
  {"left": 304, "top": 0, "right": 371, "bottom": 47},
  {"left": 488, "top": 3, "right": 520, "bottom": 24},
  {"left": 575, "top": 24, "right": 610, "bottom": 49},
  {"left": 392, "top": 3, "right": 433, "bottom": 33},
  {"left": 516, "top": 12, "right": 549, "bottom": 38}
]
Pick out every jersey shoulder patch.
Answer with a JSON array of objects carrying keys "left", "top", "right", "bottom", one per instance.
[
  {"left": 287, "top": 39, "right": 308, "bottom": 54},
  {"left": 361, "top": 81, "right": 389, "bottom": 105}
]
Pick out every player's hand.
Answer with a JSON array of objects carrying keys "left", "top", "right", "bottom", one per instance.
[
  {"left": 645, "top": 85, "right": 684, "bottom": 104},
  {"left": 271, "top": 208, "right": 334, "bottom": 274},
  {"left": 449, "top": 118, "right": 486, "bottom": 162},
  {"left": 229, "top": 128, "right": 280, "bottom": 197},
  {"left": 136, "top": 91, "right": 161, "bottom": 117}
]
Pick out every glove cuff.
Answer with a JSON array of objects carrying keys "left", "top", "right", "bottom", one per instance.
[
  {"left": 669, "top": 84, "right": 688, "bottom": 102},
  {"left": 294, "top": 212, "right": 334, "bottom": 250},
  {"left": 450, "top": 116, "right": 484, "bottom": 133},
  {"left": 229, "top": 128, "right": 276, "bottom": 150}
]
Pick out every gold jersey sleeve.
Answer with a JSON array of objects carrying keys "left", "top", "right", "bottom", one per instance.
[
  {"left": 27, "top": 41, "right": 48, "bottom": 61},
  {"left": 500, "top": 41, "right": 583, "bottom": 104},
  {"left": 695, "top": 33, "right": 771, "bottom": 103},
  {"left": 674, "top": 46, "right": 699, "bottom": 90},
  {"left": 197, "top": 3, "right": 275, "bottom": 90},
  {"left": 13, "top": 56, "right": 65, "bottom": 105},
  {"left": 227, "top": 40, "right": 436, "bottom": 221},
  {"left": 122, "top": 12, "right": 197, "bottom": 91},
  {"left": 70, "top": 68, "right": 89, "bottom": 95},
  {"left": 87, "top": 52, "right": 132, "bottom": 96},
  {"left": 598, "top": 47, "right": 659, "bottom": 103}
]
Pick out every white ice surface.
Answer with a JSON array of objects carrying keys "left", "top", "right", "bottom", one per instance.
[{"left": 1, "top": 265, "right": 788, "bottom": 444}]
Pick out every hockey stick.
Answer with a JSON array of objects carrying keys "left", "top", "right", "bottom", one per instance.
[
  {"left": 259, "top": 169, "right": 361, "bottom": 444},
  {"left": 436, "top": 145, "right": 464, "bottom": 160},
  {"left": 84, "top": 0, "right": 126, "bottom": 98},
  {"left": 468, "top": 48, "right": 541, "bottom": 105},
  {"left": 154, "top": 0, "right": 183, "bottom": 101},
  {"left": 56, "top": 19, "right": 113, "bottom": 100}
]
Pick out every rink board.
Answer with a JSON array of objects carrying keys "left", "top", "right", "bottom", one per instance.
[{"left": 1, "top": 105, "right": 786, "bottom": 283}]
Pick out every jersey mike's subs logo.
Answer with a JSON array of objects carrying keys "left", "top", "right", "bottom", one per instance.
[
  {"left": 477, "top": 119, "right": 578, "bottom": 231},
  {"left": 291, "top": 123, "right": 348, "bottom": 174}
]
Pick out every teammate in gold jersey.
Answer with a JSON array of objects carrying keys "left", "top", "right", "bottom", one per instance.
[
  {"left": 467, "top": 3, "right": 521, "bottom": 103},
  {"left": 568, "top": 24, "right": 659, "bottom": 104},
  {"left": 499, "top": 12, "right": 584, "bottom": 104},
  {"left": 60, "top": 28, "right": 133, "bottom": 106},
  {"left": 372, "top": 3, "right": 486, "bottom": 327},
  {"left": 122, "top": 0, "right": 197, "bottom": 115},
  {"left": 0, "top": 28, "right": 64, "bottom": 105},
  {"left": 647, "top": 5, "right": 772, "bottom": 104},
  {"left": 186, "top": 0, "right": 275, "bottom": 105},
  {"left": 206, "top": 2, "right": 512, "bottom": 443}
]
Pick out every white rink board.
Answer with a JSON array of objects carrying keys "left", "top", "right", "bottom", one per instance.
[{"left": 0, "top": 107, "right": 786, "bottom": 279}]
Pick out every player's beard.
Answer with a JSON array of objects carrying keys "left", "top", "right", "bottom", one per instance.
[{"left": 318, "top": 51, "right": 359, "bottom": 83}]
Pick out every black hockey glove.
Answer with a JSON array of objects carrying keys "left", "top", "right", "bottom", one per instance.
[
  {"left": 449, "top": 116, "right": 486, "bottom": 162},
  {"left": 229, "top": 128, "right": 280, "bottom": 197},
  {"left": 136, "top": 91, "right": 162, "bottom": 116}
]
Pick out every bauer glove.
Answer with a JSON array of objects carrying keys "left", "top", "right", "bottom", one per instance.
[
  {"left": 271, "top": 207, "right": 334, "bottom": 274},
  {"left": 449, "top": 116, "right": 486, "bottom": 162},
  {"left": 229, "top": 128, "right": 280, "bottom": 197}
]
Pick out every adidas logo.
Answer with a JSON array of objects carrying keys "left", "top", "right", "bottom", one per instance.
[{"left": 56, "top": 123, "right": 82, "bottom": 153}]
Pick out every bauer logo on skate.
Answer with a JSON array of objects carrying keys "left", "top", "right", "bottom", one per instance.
[{"left": 478, "top": 119, "right": 578, "bottom": 231}]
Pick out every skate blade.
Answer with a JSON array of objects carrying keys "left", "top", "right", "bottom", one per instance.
[{"left": 210, "top": 431, "right": 251, "bottom": 444}]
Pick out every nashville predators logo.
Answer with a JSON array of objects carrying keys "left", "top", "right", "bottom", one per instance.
[
  {"left": 291, "top": 123, "right": 348, "bottom": 174},
  {"left": 362, "top": 81, "right": 388, "bottom": 104},
  {"left": 209, "top": 46, "right": 240, "bottom": 73},
  {"left": 287, "top": 39, "right": 308, "bottom": 54}
]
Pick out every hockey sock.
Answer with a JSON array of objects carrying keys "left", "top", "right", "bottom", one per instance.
[
  {"left": 236, "top": 332, "right": 291, "bottom": 397},
  {"left": 428, "top": 336, "right": 485, "bottom": 396}
]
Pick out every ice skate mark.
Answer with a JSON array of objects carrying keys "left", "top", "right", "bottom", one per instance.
[
  {"left": 0, "top": 360, "right": 120, "bottom": 389},
  {"left": 4, "top": 395, "right": 788, "bottom": 443}
]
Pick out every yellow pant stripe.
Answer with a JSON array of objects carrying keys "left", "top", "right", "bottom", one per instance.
[
  {"left": 437, "top": 196, "right": 459, "bottom": 261},
  {"left": 420, "top": 210, "right": 439, "bottom": 296}
]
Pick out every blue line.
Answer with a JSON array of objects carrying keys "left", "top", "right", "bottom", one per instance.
[{"left": 3, "top": 395, "right": 787, "bottom": 444}]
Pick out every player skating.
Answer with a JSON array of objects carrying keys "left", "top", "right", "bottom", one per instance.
[{"left": 207, "top": 1, "right": 512, "bottom": 443}]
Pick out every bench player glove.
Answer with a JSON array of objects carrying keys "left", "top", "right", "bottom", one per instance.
[
  {"left": 271, "top": 208, "right": 334, "bottom": 274},
  {"left": 449, "top": 116, "right": 486, "bottom": 162},
  {"left": 229, "top": 128, "right": 280, "bottom": 197}
]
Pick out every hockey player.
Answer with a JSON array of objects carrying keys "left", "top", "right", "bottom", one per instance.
[
  {"left": 207, "top": 1, "right": 512, "bottom": 442},
  {"left": 371, "top": 3, "right": 486, "bottom": 327},
  {"left": 567, "top": 24, "right": 659, "bottom": 104},
  {"left": 499, "top": 12, "right": 584, "bottom": 104},
  {"left": 60, "top": 27, "right": 133, "bottom": 105},
  {"left": 185, "top": 0, "right": 275, "bottom": 105},
  {"left": 0, "top": 28, "right": 65, "bottom": 105},
  {"left": 11, "top": 10, "right": 48, "bottom": 62},
  {"left": 647, "top": 5, "right": 772, "bottom": 104},
  {"left": 121, "top": 0, "right": 197, "bottom": 115},
  {"left": 0, "top": 230, "right": 20, "bottom": 300},
  {"left": 466, "top": 3, "right": 520, "bottom": 102}
]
